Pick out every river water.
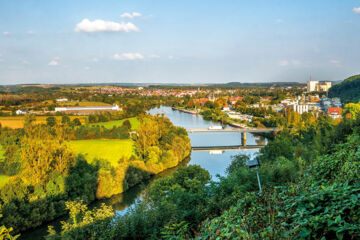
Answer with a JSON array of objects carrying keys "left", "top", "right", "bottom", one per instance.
[{"left": 21, "top": 106, "right": 265, "bottom": 239}]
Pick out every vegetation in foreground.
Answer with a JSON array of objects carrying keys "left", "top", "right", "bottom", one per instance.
[
  {"left": 47, "top": 106, "right": 360, "bottom": 239},
  {"left": 0, "top": 112, "right": 191, "bottom": 235}
]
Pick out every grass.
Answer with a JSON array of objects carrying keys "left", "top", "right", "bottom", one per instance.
[
  {"left": 89, "top": 117, "right": 139, "bottom": 130},
  {"left": 0, "top": 115, "right": 88, "bottom": 129},
  {"left": 0, "top": 175, "right": 10, "bottom": 188},
  {"left": 68, "top": 139, "right": 135, "bottom": 166}
]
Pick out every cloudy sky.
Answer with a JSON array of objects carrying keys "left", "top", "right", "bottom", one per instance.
[{"left": 0, "top": 0, "right": 359, "bottom": 84}]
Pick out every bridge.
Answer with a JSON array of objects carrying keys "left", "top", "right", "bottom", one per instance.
[
  {"left": 191, "top": 144, "right": 265, "bottom": 152},
  {"left": 187, "top": 127, "right": 274, "bottom": 147},
  {"left": 186, "top": 128, "right": 275, "bottom": 133}
]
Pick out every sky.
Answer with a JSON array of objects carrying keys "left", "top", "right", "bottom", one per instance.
[{"left": 0, "top": 0, "right": 360, "bottom": 85}]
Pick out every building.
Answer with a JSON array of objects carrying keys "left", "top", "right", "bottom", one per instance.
[
  {"left": 307, "top": 80, "right": 319, "bottom": 92},
  {"left": 289, "top": 104, "right": 309, "bottom": 115},
  {"left": 55, "top": 104, "right": 121, "bottom": 114},
  {"left": 327, "top": 107, "right": 342, "bottom": 120},
  {"left": 307, "top": 79, "right": 332, "bottom": 92},
  {"left": 56, "top": 98, "right": 68, "bottom": 102},
  {"left": 16, "top": 109, "right": 28, "bottom": 115}
]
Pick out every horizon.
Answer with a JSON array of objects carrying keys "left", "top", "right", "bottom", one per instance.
[{"left": 0, "top": 0, "right": 360, "bottom": 84}]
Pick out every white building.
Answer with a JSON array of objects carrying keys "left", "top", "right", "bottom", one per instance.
[
  {"left": 56, "top": 98, "right": 68, "bottom": 102},
  {"left": 16, "top": 109, "right": 28, "bottom": 115},
  {"left": 307, "top": 80, "right": 319, "bottom": 92},
  {"left": 307, "top": 80, "right": 332, "bottom": 92},
  {"left": 55, "top": 104, "right": 121, "bottom": 112},
  {"left": 289, "top": 104, "right": 309, "bottom": 115}
]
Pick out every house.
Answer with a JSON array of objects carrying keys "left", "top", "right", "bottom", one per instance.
[
  {"left": 228, "top": 97, "right": 244, "bottom": 105},
  {"left": 55, "top": 104, "right": 121, "bottom": 114},
  {"left": 327, "top": 107, "right": 342, "bottom": 119},
  {"left": 56, "top": 98, "right": 68, "bottom": 102},
  {"left": 16, "top": 109, "right": 28, "bottom": 115},
  {"left": 222, "top": 103, "right": 230, "bottom": 111}
]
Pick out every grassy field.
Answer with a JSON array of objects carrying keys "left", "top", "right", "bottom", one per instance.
[
  {"left": 68, "top": 139, "right": 135, "bottom": 166},
  {"left": 0, "top": 115, "right": 88, "bottom": 129},
  {"left": 89, "top": 117, "right": 139, "bottom": 130},
  {"left": 0, "top": 175, "right": 10, "bottom": 188}
]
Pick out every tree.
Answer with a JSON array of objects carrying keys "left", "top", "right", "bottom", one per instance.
[
  {"left": 46, "top": 116, "right": 56, "bottom": 127},
  {"left": 72, "top": 118, "right": 81, "bottom": 126},
  {"left": 61, "top": 115, "right": 70, "bottom": 125}
]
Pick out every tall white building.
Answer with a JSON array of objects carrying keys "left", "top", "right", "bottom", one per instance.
[{"left": 307, "top": 80, "right": 319, "bottom": 92}]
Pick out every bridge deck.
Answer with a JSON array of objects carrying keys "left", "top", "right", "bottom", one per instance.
[
  {"left": 187, "top": 128, "right": 275, "bottom": 133},
  {"left": 191, "top": 145, "right": 265, "bottom": 151}
]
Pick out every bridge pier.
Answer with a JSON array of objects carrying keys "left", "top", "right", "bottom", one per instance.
[{"left": 241, "top": 132, "right": 247, "bottom": 146}]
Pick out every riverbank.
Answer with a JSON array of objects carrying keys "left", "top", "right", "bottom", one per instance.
[{"left": 172, "top": 106, "right": 200, "bottom": 115}]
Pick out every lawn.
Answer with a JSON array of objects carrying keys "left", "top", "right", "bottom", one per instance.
[
  {"left": 68, "top": 139, "right": 135, "bottom": 166},
  {"left": 89, "top": 117, "right": 139, "bottom": 130},
  {"left": 0, "top": 175, "right": 10, "bottom": 188},
  {"left": 0, "top": 115, "right": 88, "bottom": 129}
]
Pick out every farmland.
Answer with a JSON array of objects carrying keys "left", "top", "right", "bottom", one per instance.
[
  {"left": 0, "top": 115, "right": 88, "bottom": 129},
  {"left": 68, "top": 139, "right": 135, "bottom": 166},
  {"left": 89, "top": 117, "right": 139, "bottom": 130}
]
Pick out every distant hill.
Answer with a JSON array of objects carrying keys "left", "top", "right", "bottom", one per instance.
[{"left": 328, "top": 74, "right": 360, "bottom": 103}]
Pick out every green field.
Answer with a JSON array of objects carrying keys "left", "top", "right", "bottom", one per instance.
[
  {"left": 0, "top": 175, "right": 10, "bottom": 188},
  {"left": 89, "top": 117, "right": 139, "bottom": 130},
  {"left": 68, "top": 139, "right": 135, "bottom": 166}
]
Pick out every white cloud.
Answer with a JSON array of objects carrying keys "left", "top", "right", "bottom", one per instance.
[
  {"left": 27, "top": 30, "right": 35, "bottom": 35},
  {"left": 353, "top": 7, "right": 360, "bottom": 14},
  {"left": 276, "top": 19, "right": 284, "bottom": 23},
  {"left": 278, "top": 60, "right": 289, "bottom": 66},
  {"left": 92, "top": 57, "right": 99, "bottom": 62},
  {"left": 75, "top": 18, "right": 139, "bottom": 33},
  {"left": 148, "top": 54, "right": 160, "bottom": 59},
  {"left": 113, "top": 53, "right": 144, "bottom": 61},
  {"left": 22, "top": 60, "right": 30, "bottom": 65},
  {"left": 279, "top": 59, "right": 301, "bottom": 67},
  {"left": 291, "top": 60, "right": 301, "bottom": 66},
  {"left": 0, "top": 58, "right": 3, "bottom": 62},
  {"left": 121, "top": 12, "right": 142, "bottom": 19},
  {"left": 48, "top": 60, "right": 59, "bottom": 66},
  {"left": 3, "top": 32, "right": 10, "bottom": 36},
  {"left": 84, "top": 66, "right": 90, "bottom": 70},
  {"left": 329, "top": 59, "right": 341, "bottom": 67},
  {"left": 168, "top": 55, "right": 174, "bottom": 60},
  {"left": 54, "top": 56, "right": 60, "bottom": 60}
]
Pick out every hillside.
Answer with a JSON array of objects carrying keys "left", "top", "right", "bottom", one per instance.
[{"left": 328, "top": 74, "right": 360, "bottom": 103}]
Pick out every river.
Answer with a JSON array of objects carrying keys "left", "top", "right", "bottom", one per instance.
[{"left": 21, "top": 106, "right": 265, "bottom": 239}]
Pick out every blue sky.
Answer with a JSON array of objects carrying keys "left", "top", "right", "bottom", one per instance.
[{"left": 0, "top": 0, "right": 359, "bottom": 84}]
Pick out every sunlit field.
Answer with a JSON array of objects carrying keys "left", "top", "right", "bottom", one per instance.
[
  {"left": 68, "top": 139, "right": 135, "bottom": 166},
  {"left": 0, "top": 116, "right": 88, "bottom": 129},
  {"left": 89, "top": 117, "right": 139, "bottom": 130}
]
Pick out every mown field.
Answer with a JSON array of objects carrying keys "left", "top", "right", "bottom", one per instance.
[
  {"left": 89, "top": 117, "right": 139, "bottom": 130},
  {"left": 0, "top": 116, "right": 88, "bottom": 129},
  {"left": 0, "top": 175, "right": 10, "bottom": 188},
  {"left": 68, "top": 139, "right": 135, "bottom": 166}
]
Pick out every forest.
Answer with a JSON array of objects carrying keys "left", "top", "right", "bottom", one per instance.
[{"left": 329, "top": 74, "right": 360, "bottom": 103}]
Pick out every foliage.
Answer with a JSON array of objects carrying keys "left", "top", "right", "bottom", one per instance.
[{"left": 328, "top": 74, "right": 360, "bottom": 103}]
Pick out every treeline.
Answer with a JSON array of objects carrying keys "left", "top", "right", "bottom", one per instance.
[{"left": 48, "top": 107, "right": 360, "bottom": 239}]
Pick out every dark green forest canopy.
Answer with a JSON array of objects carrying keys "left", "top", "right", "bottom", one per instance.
[{"left": 329, "top": 74, "right": 360, "bottom": 103}]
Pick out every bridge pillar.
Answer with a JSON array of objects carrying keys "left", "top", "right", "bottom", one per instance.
[{"left": 241, "top": 132, "right": 247, "bottom": 146}]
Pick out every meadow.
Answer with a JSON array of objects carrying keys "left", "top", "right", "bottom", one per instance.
[
  {"left": 0, "top": 115, "right": 88, "bottom": 129},
  {"left": 0, "top": 175, "right": 10, "bottom": 188},
  {"left": 89, "top": 117, "right": 139, "bottom": 130},
  {"left": 68, "top": 139, "right": 135, "bottom": 166}
]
